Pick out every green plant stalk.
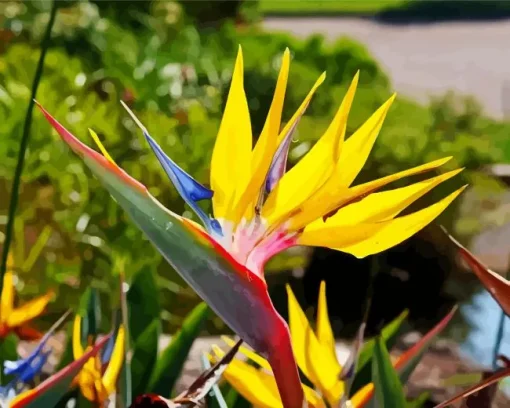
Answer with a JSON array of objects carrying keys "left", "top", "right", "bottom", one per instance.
[
  {"left": 0, "top": 0, "right": 58, "bottom": 291},
  {"left": 119, "top": 270, "right": 132, "bottom": 407},
  {"left": 0, "top": 0, "right": 58, "bottom": 385}
]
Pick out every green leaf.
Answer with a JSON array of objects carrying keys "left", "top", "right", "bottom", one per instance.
[
  {"left": 127, "top": 265, "right": 161, "bottom": 343},
  {"left": 200, "top": 353, "right": 228, "bottom": 408},
  {"left": 75, "top": 394, "right": 94, "bottom": 408},
  {"left": 131, "top": 319, "right": 161, "bottom": 397},
  {"left": 224, "top": 386, "right": 251, "bottom": 408},
  {"left": 78, "top": 287, "right": 101, "bottom": 340},
  {"left": 148, "top": 302, "right": 210, "bottom": 397},
  {"left": 406, "top": 392, "right": 430, "bottom": 408},
  {"left": 372, "top": 336, "right": 407, "bottom": 408},
  {"left": 10, "top": 335, "right": 111, "bottom": 408},
  {"left": 0, "top": 334, "right": 19, "bottom": 384},
  {"left": 351, "top": 310, "right": 408, "bottom": 395},
  {"left": 54, "top": 388, "right": 80, "bottom": 408},
  {"left": 0, "top": 333, "right": 18, "bottom": 361}
]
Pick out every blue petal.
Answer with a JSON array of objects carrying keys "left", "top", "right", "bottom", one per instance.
[
  {"left": 145, "top": 132, "right": 222, "bottom": 234},
  {"left": 265, "top": 128, "right": 294, "bottom": 194},
  {"left": 101, "top": 330, "right": 116, "bottom": 365},
  {"left": 4, "top": 340, "right": 45, "bottom": 377},
  {"left": 257, "top": 104, "right": 309, "bottom": 212},
  {"left": 121, "top": 102, "right": 222, "bottom": 236},
  {"left": 18, "top": 350, "right": 51, "bottom": 383},
  {"left": 4, "top": 311, "right": 70, "bottom": 377},
  {"left": 145, "top": 133, "right": 213, "bottom": 202}
]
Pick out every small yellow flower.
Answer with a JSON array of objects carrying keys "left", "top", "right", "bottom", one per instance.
[
  {"left": 209, "top": 344, "right": 326, "bottom": 408},
  {"left": 72, "top": 314, "right": 125, "bottom": 404},
  {"left": 0, "top": 253, "right": 54, "bottom": 340},
  {"left": 217, "top": 282, "right": 398, "bottom": 408}
]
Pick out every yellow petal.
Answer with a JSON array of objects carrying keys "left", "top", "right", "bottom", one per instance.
[
  {"left": 290, "top": 156, "right": 453, "bottom": 231},
  {"left": 103, "top": 324, "right": 125, "bottom": 394},
  {"left": 257, "top": 369, "right": 326, "bottom": 408},
  {"left": 276, "top": 72, "right": 326, "bottom": 150},
  {"left": 89, "top": 128, "right": 116, "bottom": 165},
  {"left": 316, "top": 281, "right": 336, "bottom": 358},
  {"left": 340, "top": 185, "right": 466, "bottom": 258},
  {"left": 261, "top": 72, "right": 339, "bottom": 227},
  {"left": 221, "top": 336, "right": 271, "bottom": 371},
  {"left": 6, "top": 290, "right": 53, "bottom": 329},
  {"left": 79, "top": 356, "right": 104, "bottom": 402},
  {"left": 335, "top": 93, "right": 396, "bottom": 188},
  {"left": 300, "top": 186, "right": 466, "bottom": 258},
  {"left": 327, "top": 168, "right": 464, "bottom": 226},
  {"left": 73, "top": 314, "right": 85, "bottom": 359},
  {"left": 350, "top": 383, "right": 375, "bottom": 408},
  {"left": 0, "top": 254, "right": 15, "bottom": 324},
  {"left": 212, "top": 346, "right": 283, "bottom": 408},
  {"left": 211, "top": 45, "right": 252, "bottom": 220},
  {"left": 262, "top": 73, "right": 358, "bottom": 229},
  {"left": 300, "top": 222, "right": 386, "bottom": 249},
  {"left": 302, "top": 385, "right": 327, "bottom": 408},
  {"left": 211, "top": 345, "right": 326, "bottom": 408},
  {"left": 233, "top": 49, "right": 290, "bottom": 223},
  {"left": 286, "top": 285, "right": 344, "bottom": 406}
]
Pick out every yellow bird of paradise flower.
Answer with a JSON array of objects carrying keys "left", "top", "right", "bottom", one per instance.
[
  {"left": 37, "top": 46, "right": 465, "bottom": 407},
  {"left": 211, "top": 282, "right": 407, "bottom": 408},
  {"left": 72, "top": 314, "right": 125, "bottom": 404},
  {"left": 0, "top": 253, "right": 54, "bottom": 340}
]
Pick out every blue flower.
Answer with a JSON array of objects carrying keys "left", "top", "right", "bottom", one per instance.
[{"left": 2, "top": 311, "right": 70, "bottom": 392}]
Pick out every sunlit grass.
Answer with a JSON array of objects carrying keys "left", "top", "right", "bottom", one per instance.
[{"left": 259, "top": 0, "right": 409, "bottom": 15}]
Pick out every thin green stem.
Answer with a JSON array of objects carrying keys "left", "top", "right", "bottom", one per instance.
[
  {"left": 0, "top": 0, "right": 58, "bottom": 296},
  {"left": 119, "top": 270, "right": 132, "bottom": 407}
]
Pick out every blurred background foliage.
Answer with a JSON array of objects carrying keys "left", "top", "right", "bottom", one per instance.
[{"left": 1, "top": 0, "right": 509, "bottom": 338}]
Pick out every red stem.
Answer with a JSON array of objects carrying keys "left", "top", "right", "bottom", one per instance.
[{"left": 267, "top": 319, "right": 305, "bottom": 408}]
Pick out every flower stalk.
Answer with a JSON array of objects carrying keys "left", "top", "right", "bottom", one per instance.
[{"left": 0, "top": 0, "right": 58, "bottom": 297}]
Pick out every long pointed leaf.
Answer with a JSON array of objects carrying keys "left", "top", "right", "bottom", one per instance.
[
  {"left": 37, "top": 104, "right": 289, "bottom": 360},
  {"left": 130, "top": 341, "right": 242, "bottom": 408},
  {"left": 372, "top": 336, "right": 407, "bottom": 408},
  {"left": 131, "top": 319, "right": 160, "bottom": 397},
  {"left": 127, "top": 265, "right": 161, "bottom": 343},
  {"left": 434, "top": 365, "right": 510, "bottom": 408},
  {"left": 174, "top": 340, "right": 242, "bottom": 405},
  {"left": 459, "top": 371, "right": 498, "bottom": 407},
  {"left": 443, "top": 227, "right": 510, "bottom": 316},
  {"left": 200, "top": 354, "right": 228, "bottom": 408},
  {"left": 148, "top": 302, "right": 210, "bottom": 397},
  {"left": 395, "top": 306, "right": 457, "bottom": 383},
  {"left": 352, "top": 307, "right": 456, "bottom": 408},
  {"left": 406, "top": 392, "right": 430, "bottom": 408},
  {"left": 10, "top": 335, "right": 111, "bottom": 408},
  {"left": 351, "top": 310, "right": 409, "bottom": 396}
]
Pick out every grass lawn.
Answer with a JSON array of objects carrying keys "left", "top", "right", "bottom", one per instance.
[{"left": 259, "top": 0, "right": 409, "bottom": 15}]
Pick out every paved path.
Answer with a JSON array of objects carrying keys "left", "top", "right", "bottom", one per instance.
[{"left": 264, "top": 17, "right": 510, "bottom": 118}]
